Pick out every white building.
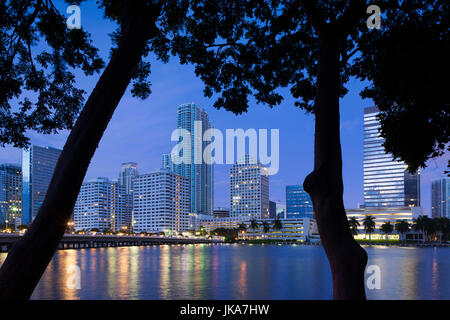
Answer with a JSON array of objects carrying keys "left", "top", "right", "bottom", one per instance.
[
  {"left": 74, "top": 177, "right": 131, "bottom": 232},
  {"left": 346, "top": 206, "right": 424, "bottom": 239},
  {"left": 230, "top": 155, "right": 269, "bottom": 219},
  {"left": 238, "top": 218, "right": 319, "bottom": 243},
  {"left": 132, "top": 169, "right": 189, "bottom": 234}
]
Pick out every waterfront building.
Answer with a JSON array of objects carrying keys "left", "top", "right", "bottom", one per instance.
[
  {"left": 286, "top": 185, "right": 313, "bottom": 219},
  {"left": 363, "top": 106, "right": 420, "bottom": 207},
  {"left": 230, "top": 155, "right": 269, "bottom": 219},
  {"left": 73, "top": 178, "right": 130, "bottom": 232},
  {"left": 213, "top": 207, "right": 230, "bottom": 218},
  {"left": 431, "top": 178, "right": 450, "bottom": 218},
  {"left": 269, "top": 200, "right": 277, "bottom": 219},
  {"left": 132, "top": 168, "right": 190, "bottom": 234},
  {"left": 238, "top": 218, "right": 319, "bottom": 243},
  {"left": 22, "top": 145, "right": 61, "bottom": 225},
  {"left": 346, "top": 206, "right": 424, "bottom": 240},
  {"left": 173, "top": 103, "right": 214, "bottom": 215},
  {"left": 118, "top": 162, "right": 137, "bottom": 229},
  {"left": 195, "top": 214, "right": 247, "bottom": 234},
  {"left": 0, "top": 164, "right": 22, "bottom": 227}
]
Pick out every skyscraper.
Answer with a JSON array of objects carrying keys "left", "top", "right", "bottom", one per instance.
[
  {"left": 22, "top": 145, "right": 61, "bottom": 225},
  {"left": 118, "top": 162, "right": 138, "bottom": 195},
  {"left": 286, "top": 185, "right": 313, "bottom": 219},
  {"left": 161, "top": 154, "right": 174, "bottom": 171},
  {"left": 73, "top": 177, "right": 130, "bottom": 232},
  {"left": 431, "top": 178, "right": 450, "bottom": 218},
  {"left": 269, "top": 200, "right": 277, "bottom": 219},
  {"left": 230, "top": 155, "right": 269, "bottom": 219},
  {"left": 363, "top": 106, "right": 420, "bottom": 207},
  {"left": 0, "top": 164, "right": 22, "bottom": 227},
  {"left": 174, "top": 103, "right": 213, "bottom": 215},
  {"left": 132, "top": 168, "right": 190, "bottom": 234}
]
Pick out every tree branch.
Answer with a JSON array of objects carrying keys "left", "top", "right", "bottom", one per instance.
[{"left": 299, "top": 0, "right": 326, "bottom": 36}]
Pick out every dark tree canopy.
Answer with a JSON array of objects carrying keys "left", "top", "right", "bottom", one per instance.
[
  {"left": 0, "top": 0, "right": 104, "bottom": 147},
  {"left": 170, "top": 0, "right": 449, "bottom": 171},
  {"left": 352, "top": 1, "right": 449, "bottom": 173}
]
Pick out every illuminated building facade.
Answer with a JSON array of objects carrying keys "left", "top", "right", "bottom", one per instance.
[
  {"left": 174, "top": 103, "right": 214, "bottom": 215},
  {"left": 346, "top": 206, "right": 424, "bottom": 239},
  {"left": 286, "top": 185, "right": 313, "bottom": 219},
  {"left": 132, "top": 169, "right": 189, "bottom": 234},
  {"left": 230, "top": 155, "right": 269, "bottom": 219},
  {"left": 363, "top": 106, "right": 420, "bottom": 207},
  {"left": 431, "top": 178, "right": 450, "bottom": 218},
  {"left": 238, "top": 218, "right": 318, "bottom": 242},
  {"left": 73, "top": 177, "right": 130, "bottom": 232},
  {"left": 0, "top": 164, "right": 22, "bottom": 227},
  {"left": 22, "top": 145, "right": 61, "bottom": 225}
]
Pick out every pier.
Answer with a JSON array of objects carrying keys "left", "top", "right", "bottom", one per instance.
[{"left": 0, "top": 234, "right": 223, "bottom": 253}]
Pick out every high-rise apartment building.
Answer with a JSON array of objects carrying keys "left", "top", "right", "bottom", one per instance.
[
  {"left": 286, "top": 185, "right": 313, "bottom": 219},
  {"left": 73, "top": 177, "right": 130, "bottom": 232},
  {"left": 132, "top": 168, "right": 190, "bottom": 234},
  {"left": 173, "top": 103, "right": 213, "bottom": 215},
  {"left": 0, "top": 164, "right": 22, "bottom": 227},
  {"left": 363, "top": 107, "right": 420, "bottom": 207},
  {"left": 230, "top": 155, "right": 269, "bottom": 219},
  {"left": 431, "top": 178, "right": 450, "bottom": 218},
  {"left": 118, "top": 162, "right": 138, "bottom": 195},
  {"left": 22, "top": 145, "right": 61, "bottom": 225}
]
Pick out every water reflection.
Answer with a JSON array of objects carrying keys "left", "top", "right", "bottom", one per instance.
[{"left": 0, "top": 245, "right": 449, "bottom": 299}]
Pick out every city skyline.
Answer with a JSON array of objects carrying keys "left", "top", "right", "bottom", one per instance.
[{"left": 0, "top": 2, "right": 447, "bottom": 217}]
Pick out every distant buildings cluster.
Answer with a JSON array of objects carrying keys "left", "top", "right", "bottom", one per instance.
[{"left": 1, "top": 105, "right": 449, "bottom": 242}]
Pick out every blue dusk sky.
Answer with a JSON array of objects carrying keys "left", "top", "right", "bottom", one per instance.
[{"left": 0, "top": 1, "right": 448, "bottom": 214}]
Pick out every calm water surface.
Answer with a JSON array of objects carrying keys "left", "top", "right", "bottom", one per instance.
[{"left": 1, "top": 244, "right": 449, "bottom": 299}]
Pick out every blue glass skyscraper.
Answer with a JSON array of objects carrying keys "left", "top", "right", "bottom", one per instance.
[
  {"left": 0, "top": 164, "right": 22, "bottom": 227},
  {"left": 22, "top": 145, "right": 61, "bottom": 225},
  {"left": 286, "top": 185, "right": 313, "bottom": 219},
  {"left": 363, "top": 106, "right": 420, "bottom": 207},
  {"left": 174, "top": 103, "right": 213, "bottom": 215}
]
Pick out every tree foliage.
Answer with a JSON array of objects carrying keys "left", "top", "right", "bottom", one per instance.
[
  {"left": 0, "top": 0, "right": 104, "bottom": 147},
  {"left": 170, "top": 0, "right": 449, "bottom": 172}
]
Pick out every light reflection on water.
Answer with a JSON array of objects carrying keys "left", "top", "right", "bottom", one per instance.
[{"left": 0, "top": 244, "right": 449, "bottom": 300}]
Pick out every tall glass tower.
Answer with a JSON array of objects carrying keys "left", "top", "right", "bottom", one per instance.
[
  {"left": 22, "top": 145, "right": 62, "bottom": 225},
  {"left": 285, "top": 185, "right": 313, "bottom": 219},
  {"left": 0, "top": 164, "right": 22, "bottom": 227},
  {"left": 118, "top": 162, "right": 138, "bottom": 195},
  {"left": 363, "top": 107, "right": 420, "bottom": 207},
  {"left": 431, "top": 178, "right": 450, "bottom": 218},
  {"left": 174, "top": 103, "right": 214, "bottom": 215}
]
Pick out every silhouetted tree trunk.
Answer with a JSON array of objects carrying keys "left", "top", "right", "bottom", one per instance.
[
  {"left": 304, "top": 32, "right": 368, "bottom": 300},
  {"left": 0, "top": 9, "right": 158, "bottom": 300}
]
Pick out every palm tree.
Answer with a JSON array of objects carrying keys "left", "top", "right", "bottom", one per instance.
[
  {"left": 249, "top": 219, "right": 259, "bottom": 240},
  {"left": 238, "top": 223, "right": 247, "bottom": 239},
  {"left": 380, "top": 222, "right": 394, "bottom": 245},
  {"left": 395, "top": 220, "right": 410, "bottom": 245},
  {"left": 363, "top": 216, "right": 376, "bottom": 245},
  {"left": 273, "top": 217, "right": 283, "bottom": 231},
  {"left": 441, "top": 217, "right": 450, "bottom": 243},
  {"left": 413, "top": 215, "right": 429, "bottom": 243},
  {"left": 261, "top": 221, "right": 270, "bottom": 236},
  {"left": 348, "top": 217, "right": 360, "bottom": 237}
]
